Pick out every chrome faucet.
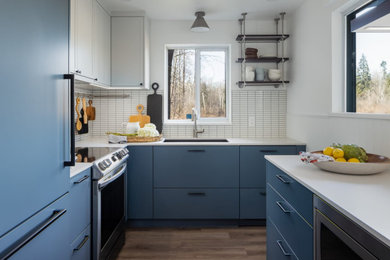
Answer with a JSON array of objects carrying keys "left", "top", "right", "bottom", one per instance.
[{"left": 192, "top": 108, "right": 205, "bottom": 138}]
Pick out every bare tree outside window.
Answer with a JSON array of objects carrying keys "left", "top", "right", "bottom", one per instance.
[{"left": 167, "top": 47, "right": 228, "bottom": 121}]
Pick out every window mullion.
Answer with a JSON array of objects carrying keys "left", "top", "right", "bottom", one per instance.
[{"left": 195, "top": 49, "right": 201, "bottom": 117}]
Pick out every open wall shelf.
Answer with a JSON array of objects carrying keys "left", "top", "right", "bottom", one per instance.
[
  {"left": 237, "top": 81, "right": 290, "bottom": 87},
  {"left": 236, "top": 57, "right": 289, "bottom": 63},
  {"left": 236, "top": 34, "right": 289, "bottom": 42}
]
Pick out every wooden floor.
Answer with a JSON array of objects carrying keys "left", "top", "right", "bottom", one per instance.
[{"left": 116, "top": 227, "right": 266, "bottom": 260}]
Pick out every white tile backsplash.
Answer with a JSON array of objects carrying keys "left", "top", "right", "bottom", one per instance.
[{"left": 75, "top": 84, "right": 288, "bottom": 139}]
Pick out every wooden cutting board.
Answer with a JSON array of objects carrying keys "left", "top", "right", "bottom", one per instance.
[
  {"left": 147, "top": 83, "right": 163, "bottom": 133},
  {"left": 86, "top": 99, "right": 95, "bottom": 120},
  {"left": 129, "top": 104, "right": 150, "bottom": 127}
]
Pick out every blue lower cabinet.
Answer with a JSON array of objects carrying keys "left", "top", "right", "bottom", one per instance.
[
  {"left": 267, "top": 218, "right": 298, "bottom": 260},
  {"left": 154, "top": 146, "right": 239, "bottom": 188},
  {"left": 267, "top": 184, "right": 313, "bottom": 260},
  {"left": 69, "top": 169, "right": 91, "bottom": 242},
  {"left": 70, "top": 225, "right": 91, "bottom": 260},
  {"left": 154, "top": 189, "right": 239, "bottom": 219},
  {"left": 239, "top": 188, "right": 266, "bottom": 219},
  {"left": 240, "top": 146, "right": 300, "bottom": 188},
  {"left": 127, "top": 146, "right": 153, "bottom": 219},
  {"left": 0, "top": 193, "right": 70, "bottom": 260}
]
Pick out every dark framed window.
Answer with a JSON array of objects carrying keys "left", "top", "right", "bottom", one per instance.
[{"left": 346, "top": 0, "right": 390, "bottom": 113}]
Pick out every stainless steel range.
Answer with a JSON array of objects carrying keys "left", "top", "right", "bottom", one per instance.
[{"left": 76, "top": 146, "right": 129, "bottom": 260}]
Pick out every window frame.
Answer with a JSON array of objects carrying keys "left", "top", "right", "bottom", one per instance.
[
  {"left": 345, "top": 0, "right": 383, "bottom": 112},
  {"left": 164, "top": 44, "right": 231, "bottom": 125}
]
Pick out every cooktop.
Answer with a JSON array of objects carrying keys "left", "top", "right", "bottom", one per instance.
[{"left": 75, "top": 147, "right": 121, "bottom": 163}]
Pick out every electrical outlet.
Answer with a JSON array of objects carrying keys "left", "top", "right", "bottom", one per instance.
[{"left": 248, "top": 116, "right": 255, "bottom": 127}]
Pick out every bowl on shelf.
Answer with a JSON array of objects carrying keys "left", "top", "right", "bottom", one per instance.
[
  {"left": 311, "top": 151, "right": 390, "bottom": 175},
  {"left": 268, "top": 69, "right": 281, "bottom": 81}
]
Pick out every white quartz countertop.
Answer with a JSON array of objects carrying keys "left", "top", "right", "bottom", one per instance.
[
  {"left": 76, "top": 136, "right": 305, "bottom": 147},
  {"left": 70, "top": 163, "right": 93, "bottom": 179},
  {"left": 265, "top": 155, "right": 390, "bottom": 247}
]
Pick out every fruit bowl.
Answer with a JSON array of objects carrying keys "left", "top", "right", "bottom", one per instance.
[{"left": 312, "top": 151, "right": 390, "bottom": 175}]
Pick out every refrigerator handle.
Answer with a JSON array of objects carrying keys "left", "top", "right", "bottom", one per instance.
[{"left": 64, "top": 74, "right": 75, "bottom": 167}]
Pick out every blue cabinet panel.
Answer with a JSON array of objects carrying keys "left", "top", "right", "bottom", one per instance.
[
  {"left": 69, "top": 168, "right": 91, "bottom": 242},
  {"left": 266, "top": 162, "right": 313, "bottom": 225},
  {"left": 240, "top": 146, "right": 298, "bottom": 188},
  {"left": 267, "top": 184, "right": 313, "bottom": 260},
  {"left": 239, "top": 188, "right": 266, "bottom": 219},
  {"left": 154, "top": 146, "right": 239, "bottom": 188},
  {"left": 267, "top": 218, "right": 298, "bottom": 260},
  {"left": 127, "top": 146, "right": 153, "bottom": 219},
  {"left": 70, "top": 225, "right": 91, "bottom": 260},
  {"left": 0, "top": 0, "right": 70, "bottom": 236},
  {"left": 154, "top": 189, "right": 239, "bottom": 219},
  {"left": 0, "top": 194, "right": 70, "bottom": 260}
]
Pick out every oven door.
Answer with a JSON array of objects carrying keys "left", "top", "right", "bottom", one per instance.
[
  {"left": 93, "top": 163, "right": 127, "bottom": 260},
  {"left": 314, "top": 196, "right": 388, "bottom": 260}
]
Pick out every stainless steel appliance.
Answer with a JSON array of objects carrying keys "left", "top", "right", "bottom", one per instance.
[
  {"left": 77, "top": 147, "right": 129, "bottom": 260},
  {"left": 314, "top": 195, "right": 390, "bottom": 259}
]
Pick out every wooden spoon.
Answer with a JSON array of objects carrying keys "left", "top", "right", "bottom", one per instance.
[
  {"left": 75, "top": 97, "right": 82, "bottom": 131},
  {"left": 82, "top": 97, "right": 88, "bottom": 124}
]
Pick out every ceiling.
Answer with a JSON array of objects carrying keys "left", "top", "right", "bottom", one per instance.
[{"left": 98, "top": 0, "right": 304, "bottom": 20}]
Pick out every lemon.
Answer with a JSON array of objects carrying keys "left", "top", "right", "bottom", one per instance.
[
  {"left": 333, "top": 148, "right": 344, "bottom": 159},
  {"left": 335, "top": 158, "right": 347, "bottom": 162},
  {"left": 348, "top": 158, "right": 360, "bottom": 163},
  {"left": 323, "top": 147, "right": 334, "bottom": 156}
]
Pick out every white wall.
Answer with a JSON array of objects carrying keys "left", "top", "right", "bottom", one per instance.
[
  {"left": 86, "top": 18, "right": 290, "bottom": 138},
  {"left": 287, "top": 0, "right": 390, "bottom": 156}
]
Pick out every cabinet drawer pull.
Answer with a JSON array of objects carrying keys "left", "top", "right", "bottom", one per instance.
[
  {"left": 188, "top": 192, "right": 206, "bottom": 196},
  {"left": 259, "top": 191, "right": 266, "bottom": 196},
  {"left": 75, "top": 70, "right": 82, "bottom": 74},
  {"left": 276, "top": 201, "right": 292, "bottom": 214},
  {"left": 276, "top": 240, "right": 292, "bottom": 256},
  {"left": 0, "top": 209, "right": 67, "bottom": 259},
  {"left": 187, "top": 149, "right": 205, "bottom": 152},
  {"left": 260, "top": 150, "right": 278, "bottom": 153},
  {"left": 73, "top": 175, "right": 89, "bottom": 184},
  {"left": 73, "top": 235, "right": 89, "bottom": 252},
  {"left": 276, "top": 174, "right": 291, "bottom": 184}
]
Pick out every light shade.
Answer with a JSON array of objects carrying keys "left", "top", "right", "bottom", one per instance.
[{"left": 190, "top": 11, "right": 209, "bottom": 32}]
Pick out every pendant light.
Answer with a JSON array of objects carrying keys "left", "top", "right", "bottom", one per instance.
[{"left": 190, "top": 11, "right": 209, "bottom": 32}]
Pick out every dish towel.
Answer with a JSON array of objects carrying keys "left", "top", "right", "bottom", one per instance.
[{"left": 300, "top": 152, "right": 334, "bottom": 164}]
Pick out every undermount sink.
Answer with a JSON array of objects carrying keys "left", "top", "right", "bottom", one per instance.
[{"left": 164, "top": 139, "right": 229, "bottom": 143}]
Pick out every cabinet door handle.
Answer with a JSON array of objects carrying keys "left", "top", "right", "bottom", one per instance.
[
  {"left": 276, "top": 201, "right": 292, "bottom": 214},
  {"left": 75, "top": 70, "right": 82, "bottom": 74},
  {"left": 276, "top": 240, "right": 292, "bottom": 256},
  {"left": 259, "top": 191, "right": 266, "bottom": 196},
  {"left": 187, "top": 149, "right": 205, "bottom": 152},
  {"left": 276, "top": 174, "right": 291, "bottom": 184},
  {"left": 73, "top": 175, "right": 89, "bottom": 184},
  {"left": 0, "top": 209, "right": 67, "bottom": 259},
  {"left": 64, "top": 74, "right": 75, "bottom": 167},
  {"left": 73, "top": 235, "right": 89, "bottom": 252},
  {"left": 188, "top": 192, "right": 206, "bottom": 196},
  {"left": 260, "top": 150, "right": 278, "bottom": 153}
]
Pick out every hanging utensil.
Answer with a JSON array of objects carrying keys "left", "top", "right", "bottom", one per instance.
[
  {"left": 86, "top": 99, "right": 96, "bottom": 120},
  {"left": 75, "top": 97, "right": 82, "bottom": 131}
]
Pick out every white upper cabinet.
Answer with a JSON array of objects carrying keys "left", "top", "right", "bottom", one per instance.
[
  {"left": 93, "top": 1, "right": 111, "bottom": 86},
  {"left": 111, "top": 16, "right": 150, "bottom": 89},
  {"left": 74, "top": 0, "right": 94, "bottom": 79}
]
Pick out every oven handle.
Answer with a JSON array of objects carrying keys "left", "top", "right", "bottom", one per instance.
[{"left": 98, "top": 164, "right": 126, "bottom": 190}]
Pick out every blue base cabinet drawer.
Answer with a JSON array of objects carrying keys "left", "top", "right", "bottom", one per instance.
[
  {"left": 70, "top": 225, "right": 91, "bottom": 260},
  {"left": 0, "top": 194, "right": 70, "bottom": 260},
  {"left": 239, "top": 188, "right": 266, "bottom": 219},
  {"left": 267, "top": 218, "right": 298, "bottom": 260},
  {"left": 267, "top": 184, "right": 313, "bottom": 260},
  {"left": 154, "top": 189, "right": 239, "bottom": 219},
  {"left": 240, "top": 146, "right": 299, "bottom": 188},
  {"left": 69, "top": 169, "right": 91, "bottom": 242},
  {"left": 266, "top": 162, "right": 313, "bottom": 225},
  {"left": 154, "top": 146, "right": 239, "bottom": 188}
]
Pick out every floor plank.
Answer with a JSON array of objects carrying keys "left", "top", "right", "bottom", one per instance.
[{"left": 116, "top": 227, "right": 266, "bottom": 260}]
